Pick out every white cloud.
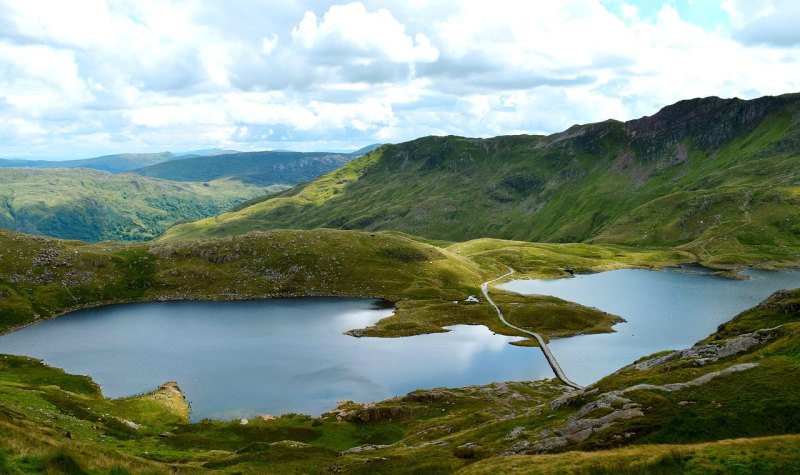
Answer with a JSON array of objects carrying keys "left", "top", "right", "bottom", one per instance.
[
  {"left": 724, "top": 0, "right": 800, "bottom": 46},
  {"left": 261, "top": 34, "right": 279, "bottom": 55},
  {"left": 0, "top": 0, "right": 798, "bottom": 159},
  {"left": 291, "top": 2, "right": 438, "bottom": 64}
]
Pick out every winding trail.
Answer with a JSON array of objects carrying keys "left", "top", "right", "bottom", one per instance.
[{"left": 481, "top": 268, "right": 584, "bottom": 391}]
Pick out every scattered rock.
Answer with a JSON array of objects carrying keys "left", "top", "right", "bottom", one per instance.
[
  {"left": 341, "top": 444, "right": 391, "bottom": 454},
  {"left": 505, "top": 426, "right": 526, "bottom": 440},
  {"left": 120, "top": 419, "right": 140, "bottom": 430},
  {"left": 634, "top": 331, "right": 774, "bottom": 369}
]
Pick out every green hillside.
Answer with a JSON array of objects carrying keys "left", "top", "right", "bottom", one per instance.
[
  {"left": 1, "top": 277, "right": 799, "bottom": 473},
  {"left": 162, "top": 94, "right": 800, "bottom": 268},
  {"left": 0, "top": 168, "right": 284, "bottom": 242},
  {"left": 0, "top": 152, "right": 177, "bottom": 172},
  {"left": 2, "top": 227, "right": 685, "bottom": 338},
  {"left": 133, "top": 150, "right": 357, "bottom": 185}
]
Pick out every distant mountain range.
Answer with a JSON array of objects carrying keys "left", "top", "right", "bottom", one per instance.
[
  {"left": 0, "top": 152, "right": 177, "bottom": 173},
  {"left": 161, "top": 93, "right": 800, "bottom": 268},
  {"left": 0, "top": 145, "right": 383, "bottom": 176},
  {"left": 0, "top": 145, "right": 384, "bottom": 241},
  {"left": 132, "top": 150, "right": 358, "bottom": 185}
]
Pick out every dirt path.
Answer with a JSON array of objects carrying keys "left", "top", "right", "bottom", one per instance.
[{"left": 481, "top": 268, "right": 584, "bottom": 390}]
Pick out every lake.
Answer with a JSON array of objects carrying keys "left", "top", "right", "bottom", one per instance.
[
  {"left": 0, "top": 268, "right": 797, "bottom": 420},
  {"left": 499, "top": 268, "right": 800, "bottom": 386},
  {"left": 0, "top": 298, "right": 552, "bottom": 421}
]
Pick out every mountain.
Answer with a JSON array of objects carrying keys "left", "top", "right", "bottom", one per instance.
[
  {"left": 174, "top": 148, "right": 239, "bottom": 157},
  {"left": 351, "top": 143, "right": 383, "bottom": 155},
  {"left": 0, "top": 168, "right": 284, "bottom": 242},
  {"left": 0, "top": 151, "right": 178, "bottom": 172},
  {"left": 161, "top": 93, "right": 800, "bottom": 268},
  {"left": 132, "top": 150, "right": 358, "bottom": 185}
]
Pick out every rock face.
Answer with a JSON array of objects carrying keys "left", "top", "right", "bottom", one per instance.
[
  {"left": 633, "top": 329, "right": 775, "bottom": 370},
  {"left": 516, "top": 393, "right": 645, "bottom": 454},
  {"left": 625, "top": 94, "right": 796, "bottom": 160}
]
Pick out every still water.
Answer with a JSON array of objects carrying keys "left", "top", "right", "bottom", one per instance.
[
  {"left": 500, "top": 268, "right": 800, "bottom": 386},
  {"left": 0, "top": 269, "right": 797, "bottom": 420},
  {"left": 0, "top": 298, "right": 550, "bottom": 421}
]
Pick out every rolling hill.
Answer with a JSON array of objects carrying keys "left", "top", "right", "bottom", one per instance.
[
  {"left": 0, "top": 151, "right": 178, "bottom": 173},
  {"left": 161, "top": 93, "right": 800, "bottom": 268},
  {"left": 132, "top": 150, "right": 361, "bottom": 185},
  {"left": 0, "top": 168, "right": 284, "bottom": 242}
]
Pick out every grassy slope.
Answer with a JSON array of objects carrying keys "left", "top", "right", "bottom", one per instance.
[
  {"left": 133, "top": 150, "right": 355, "bottom": 185},
  {"left": 0, "top": 168, "right": 284, "bottom": 242},
  {"left": 1, "top": 228, "right": 671, "bottom": 341},
  {"left": 0, "top": 287, "right": 798, "bottom": 473},
  {"left": 161, "top": 94, "right": 800, "bottom": 268}
]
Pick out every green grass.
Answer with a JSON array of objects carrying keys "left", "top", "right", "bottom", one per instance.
[
  {"left": 160, "top": 94, "right": 800, "bottom": 269},
  {"left": 2, "top": 227, "right": 675, "bottom": 340},
  {"left": 459, "top": 436, "right": 800, "bottom": 474},
  {"left": 1, "top": 284, "right": 800, "bottom": 473},
  {"left": 0, "top": 168, "right": 285, "bottom": 242}
]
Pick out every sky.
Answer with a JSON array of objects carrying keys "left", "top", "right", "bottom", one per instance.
[{"left": 1, "top": 0, "right": 799, "bottom": 160}]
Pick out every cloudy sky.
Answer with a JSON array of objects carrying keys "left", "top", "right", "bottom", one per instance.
[{"left": 1, "top": 0, "right": 799, "bottom": 159}]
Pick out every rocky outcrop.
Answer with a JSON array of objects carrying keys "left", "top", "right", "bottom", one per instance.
[
  {"left": 625, "top": 94, "right": 798, "bottom": 160},
  {"left": 634, "top": 330, "right": 775, "bottom": 370},
  {"left": 330, "top": 402, "right": 416, "bottom": 423},
  {"left": 509, "top": 362, "right": 761, "bottom": 455}
]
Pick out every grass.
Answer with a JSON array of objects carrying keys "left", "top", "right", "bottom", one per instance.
[
  {"left": 159, "top": 95, "right": 800, "bottom": 269},
  {"left": 458, "top": 436, "right": 800, "bottom": 474},
  {"left": 1, "top": 227, "right": 681, "bottom": 340},
  {"left": 0, "top": 168, "right": 284, "bottom": 242},
  {"left": 1, "top": 93, "right": 799, "bottom": 471},
  {"left": 0, "top": 257, "right": 799, "bottom": 472}
]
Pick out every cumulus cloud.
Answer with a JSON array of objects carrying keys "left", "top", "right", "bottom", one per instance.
[
  {"left": 291, "top": 3, "right": 438, "bottom": 64},
  {"left": 724, "top": 0, "right": 800, "bottom": 46},
  {"left": 0, "top": 0, "right": 798, "bottom": 159}
]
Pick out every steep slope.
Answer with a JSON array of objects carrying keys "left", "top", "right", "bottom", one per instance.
[
  {"left": 133, "top": 150, "right": 357, "bottom": 185},
  {"left": 0, "top": 151, "right": 177, "bottom": 172},
  {"left": 0, "top": 168, "right": 282, "bottom": 242},
  {"left": 162, "top": 93, "right": 800, "bottom": 267}
]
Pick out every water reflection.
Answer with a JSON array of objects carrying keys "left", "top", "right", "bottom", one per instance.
[
  {"left": 0, "top": 298, "right": 553, "bottom": 421},
  {"left": 499, "top": 269, "right": 800, "bottom": 385}
]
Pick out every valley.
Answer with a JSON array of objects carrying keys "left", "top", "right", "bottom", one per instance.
[
  {"left": 0, "top": 94, "right": 798, "bottom": 474},
  {"left": 0, "top": 147, "right": 372, "bottom": 242}
]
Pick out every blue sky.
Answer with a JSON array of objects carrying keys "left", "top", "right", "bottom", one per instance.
[
  {"left": 605, "top": 0, "right": 729, "bottom": 29},
  {"left": 0, "top": 0, "right": 799, "bottom": 160}
]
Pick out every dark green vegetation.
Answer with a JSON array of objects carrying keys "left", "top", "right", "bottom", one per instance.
[
  {"left": 1, "top": 283, "right": 799, "bottom": 473},
  {"left": 0, "top": 152, "right": 178, "bottom": 173},
  {"left": 132, "top": 150, "right": 359, "bottom": 185},
  {"left": 0, "top": 169, "right": 284, "bottom": 242},
  {"left": 163, "top": 94, "right": 800, "bottom": 269}
]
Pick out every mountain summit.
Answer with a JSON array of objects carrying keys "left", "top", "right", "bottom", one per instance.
[{"left": 162, "top": 93, "right": 800, "bottom": 266}]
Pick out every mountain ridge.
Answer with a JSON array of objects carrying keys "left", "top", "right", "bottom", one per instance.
[
  {"left": 160, "top": 93, "right": 800, "bottom": 268},
  {"left": 132, "top": 150, "right": 359, "bottom": 185}
]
